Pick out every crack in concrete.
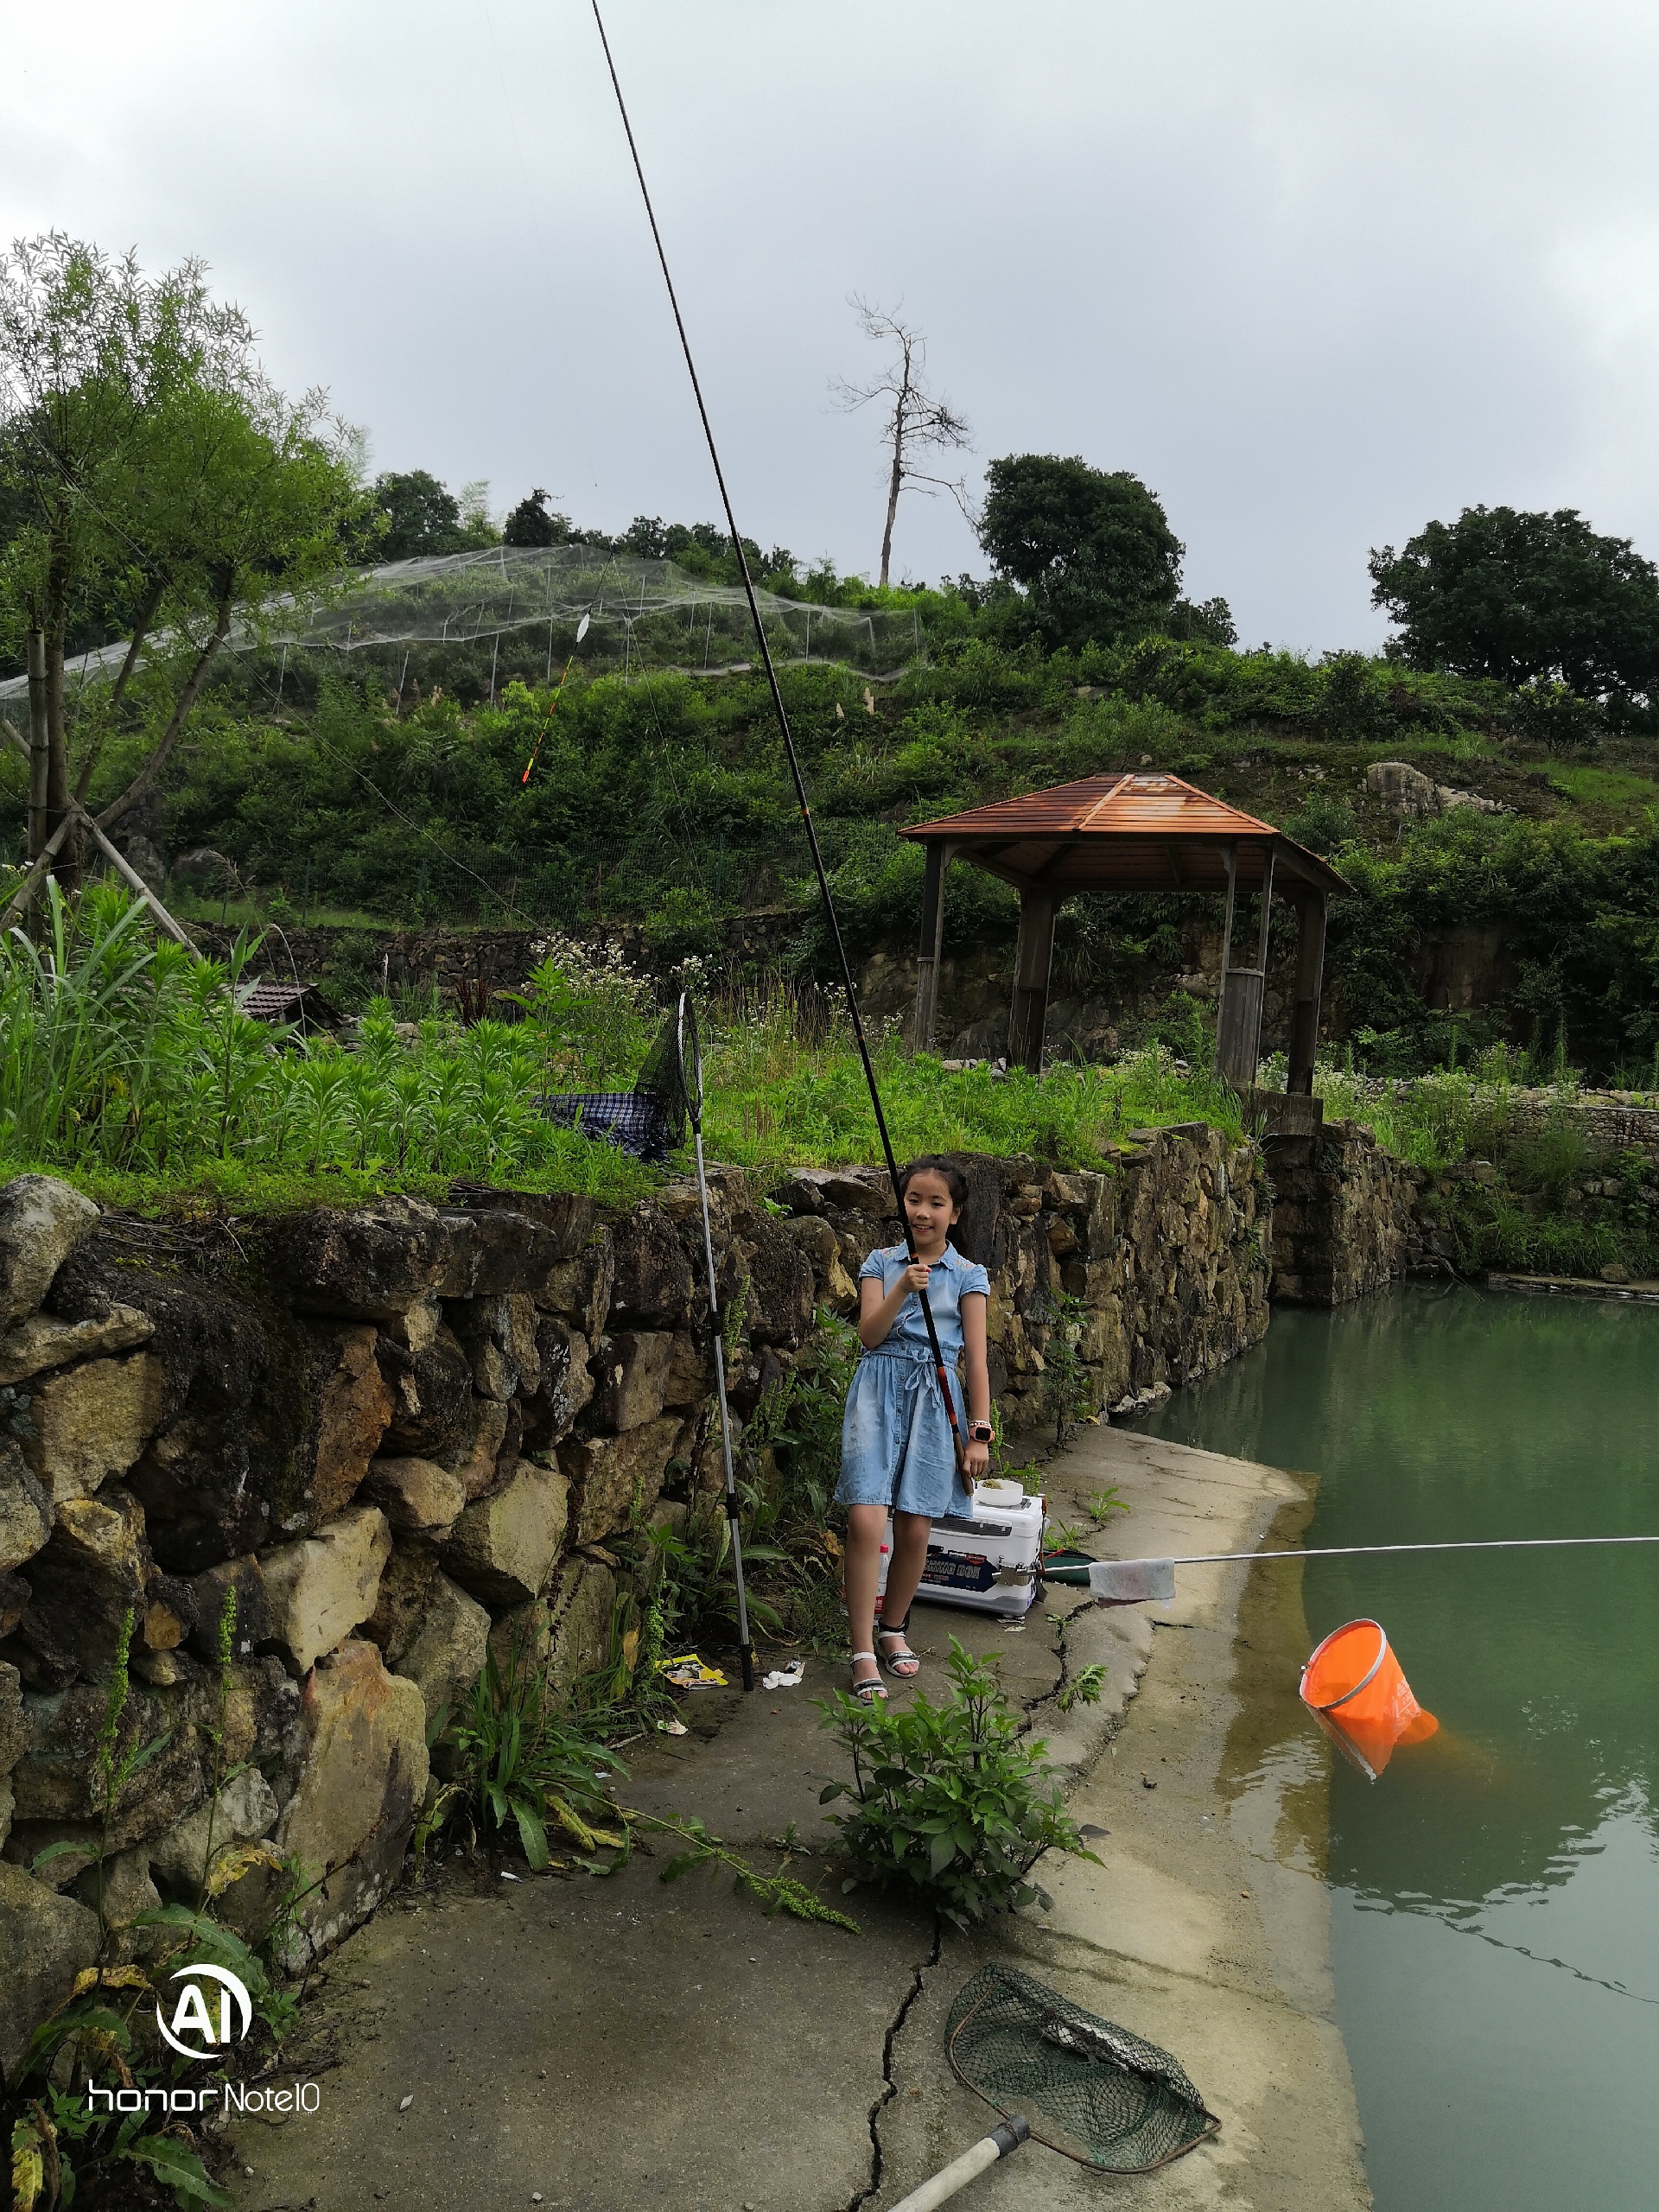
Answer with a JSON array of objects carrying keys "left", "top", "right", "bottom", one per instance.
[{"left": 846, "top": 1915, "right": 944, "bottom": 2212}]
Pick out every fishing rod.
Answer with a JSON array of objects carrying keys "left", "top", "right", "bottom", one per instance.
[
  {"left": 677, "top": 991, "right": 755, "bottom": 1693},
  {"left": 590, "top": 3, "right": 966, "bottom": 1470},
  {"left": 1045, "top": 1533, "right": 1659, "bottom": 1602}
]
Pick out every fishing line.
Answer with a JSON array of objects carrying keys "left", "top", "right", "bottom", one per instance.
[
  {"left": 1130, "top": 1535, "right": 1659, "bottom": 1567},
  {"left": 590, "top": 1, "right": 966, "bottom": 1464},
  {"left": 1046, "top": 1531, "right": 1659, "bottom": 1599}
]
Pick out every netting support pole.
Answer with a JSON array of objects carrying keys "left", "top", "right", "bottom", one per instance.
[{"left": 592, "top": 2, "right": 966, "bottom": 1472}]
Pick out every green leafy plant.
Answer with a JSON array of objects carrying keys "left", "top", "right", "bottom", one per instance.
[
  {"left": 12, "top": 2088, "right": 232, "bottom": 2210},
  {"left": 1086, "top": 1484, "right": 1128, "bottom": 1526},
  {"left": 416, "top": 1605, "right": 858, "bottom": 1932},
  {"left": 1038, "top": 1290, "right": 1096, "bottom": 1450},
  {"left": 1056, "top": 1664, "right": 1109, "bottom": 1714},
  {"left": 6, "top": 1906, "right": 289, "bottom": 2211},
  {"left": 818, "top": 1637, "right": 1099, "bottom": 1929},
  {"left": 418, "top": 1619, "right": 630, "bottom": 1871},
  {"left": 657, "top": 1817, "right": 859, "bottom": 1931}
]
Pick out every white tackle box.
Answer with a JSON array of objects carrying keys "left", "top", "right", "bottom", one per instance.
[{"left": 875, "top": 1478, "right": 1047, "bottom": 1618}]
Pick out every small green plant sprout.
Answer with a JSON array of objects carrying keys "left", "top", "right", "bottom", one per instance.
[
  {"left": 1057, "top": 1664, "right": 1109, "bottom": 1715},
  {"left": 1086, "top": 1484, "right": 1128, "bottom": 1525},
  {"left": 819, "top": 1637, "right": 1100, "bottom": 1929},
  {"left": 1039, "top": 1291, "right": 1096, "bottom": 1450},
  {"left": 27, "top": 1609, "right": 175, "bottom": 1930}
]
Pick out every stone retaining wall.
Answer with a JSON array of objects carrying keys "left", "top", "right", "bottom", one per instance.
[
  {"left": 0, "top": 1124, "right": 1274, "bottom": 2076},
  {"left": 1265, "top": 1118, "right": 1430, "bottom": 1305},
  {"left": 1503, "top": 1090, "right": 1659, "bottom": 1166}
]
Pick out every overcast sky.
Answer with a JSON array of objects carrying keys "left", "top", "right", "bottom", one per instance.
[{"left": 7, "top": 1, "right": 1659, "bottom": 649}]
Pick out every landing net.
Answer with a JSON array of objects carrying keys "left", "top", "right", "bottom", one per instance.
[
  {"left": 540, "top": 1004, "right": 690, "bottom": 1164},
  {"left": 945, "top": 1963, "right": 1220, "bottom": 2173}
]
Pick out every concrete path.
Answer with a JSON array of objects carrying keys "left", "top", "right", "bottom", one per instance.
[{"left": 226, "top": 1427, "right": 1370, "bottom": 2212}]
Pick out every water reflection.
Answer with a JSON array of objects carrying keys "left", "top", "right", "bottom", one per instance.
[{"left": 1137, "top": 1285, "right": 1659, "bottom": 2211}]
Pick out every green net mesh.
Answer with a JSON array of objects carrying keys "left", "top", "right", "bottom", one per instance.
[{"left": 944, "top": 1963, "right": 1219, "bottom": 2173}]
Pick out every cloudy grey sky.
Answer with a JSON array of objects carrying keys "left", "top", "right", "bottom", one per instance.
[{"left": 6, "top": 1, "right": 1659, "bottom": 649}]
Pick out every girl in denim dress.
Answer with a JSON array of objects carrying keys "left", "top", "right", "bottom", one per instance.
[{"left": 836, "top": 1156, "right": 993, "bottom": 1702}]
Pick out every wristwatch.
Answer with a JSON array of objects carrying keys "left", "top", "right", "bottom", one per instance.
[{"left": 969, "top": 1421, "right": 995, "bottom": 1444}]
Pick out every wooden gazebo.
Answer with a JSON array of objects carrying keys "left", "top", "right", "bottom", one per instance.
[{"left": 899, "top": 772, "right": 1350, "bottom": 1089}]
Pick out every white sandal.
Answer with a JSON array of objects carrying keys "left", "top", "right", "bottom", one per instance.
[
  {"left": 878, "top": 1611, "right": 922, "bottom": 1680},
  {"left": 849, "top": 1652, "right": 887, "bottom": 1704}
]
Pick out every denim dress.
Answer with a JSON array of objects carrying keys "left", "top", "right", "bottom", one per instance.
[{"left": 835, "top": 1243, "right": 991, "bottom": 1520}]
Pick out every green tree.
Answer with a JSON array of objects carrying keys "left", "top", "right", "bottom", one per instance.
[
  {"left": 503, "top": 486, "right": 568, "bottom": 548},
  {"left": 1368, "top": 505, "right": 1659, "bottom": 698},
  {"left": 976, "top": 454, "right": 1184, "bottom": 648},
  {"left": 0, "top": 232, "right": 364, "bottom": 876},
  {"left": 354, "top": 468, "right": 483, "bottom": 561},
  {"left": 1164, "top": 593, "right": 1236, "bottom": 646}
]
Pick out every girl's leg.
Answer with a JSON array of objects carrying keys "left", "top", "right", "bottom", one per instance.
[
  {"left": 843, "top": 1503, "right": 890, "bottom": 1697},
  {"left": 878, "top": 1510, "right": 931, "bottom": 1677}
]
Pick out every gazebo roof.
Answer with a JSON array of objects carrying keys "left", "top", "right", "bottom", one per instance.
[{"left": 899, "top": 772, "right": 1349, "bottom": 896}]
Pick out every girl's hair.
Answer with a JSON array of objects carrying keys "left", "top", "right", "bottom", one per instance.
[{"left": 899, "top": 1154, "right": 969, "bottom": 1211}]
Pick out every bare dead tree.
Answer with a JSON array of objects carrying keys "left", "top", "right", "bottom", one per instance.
[{"left": 833, "top": 298, "right": 972, "bottom": 588}]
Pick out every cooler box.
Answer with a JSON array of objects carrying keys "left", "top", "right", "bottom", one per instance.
[{"left": 876, "top": 1478, "right": 1046, "bottom": 1618}]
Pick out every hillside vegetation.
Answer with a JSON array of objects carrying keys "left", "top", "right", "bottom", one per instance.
[{"left": 9, "top": 612, "right": 1657, "bottom": 1082}]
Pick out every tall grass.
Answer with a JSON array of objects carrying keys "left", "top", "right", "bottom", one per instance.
[
  {"left": 0, "top": 893, "right": 1255, "bottom": 1211},
  {"left": 0, "top": 884, "right": 651, "bottom": 1206},
  {"left": 698, "top": 982, "right": 1246, "bottom": 1172}
]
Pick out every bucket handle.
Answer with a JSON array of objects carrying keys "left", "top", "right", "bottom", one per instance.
[{"left": 1302, "top": 1618, "right": 1389, "bottom": 1713}]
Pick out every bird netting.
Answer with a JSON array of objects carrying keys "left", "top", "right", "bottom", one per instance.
[
  {"left": 944, "top": 1963, "right": 1220, "bottom": 2173},
  {"left": 0, "top": 543, "right": 927, "bottom": 705}
]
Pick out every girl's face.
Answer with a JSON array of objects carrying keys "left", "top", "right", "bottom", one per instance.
[{"left": 904, "top": 1170, "right": 960, "bottom": 1249}]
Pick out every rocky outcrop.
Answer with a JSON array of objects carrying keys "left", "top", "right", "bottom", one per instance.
[
  {"left": 21, "top": 1352, "right": 165, "bottom": 1506},
  {"left": 397, "top": 1573, "right": 490, "bottom": 1732},
  {"left": 273, "top": 1640, "right": 429, "bottom": 1967},
  {"left": 0, "top": 1451, "right": 50, "bottom": 1573},
  {"left": 0, "top": 1176, "right": 99, "bottom": 1331},
  {"left": 260, "top": 1506, "right": 394, "bottom": 1673},
  {"left": 442, "top": 1462, "right": 569, "bottom": 1605},
  {"left": 1364, "top": 759, "right": 1505, "bottom": 819}
]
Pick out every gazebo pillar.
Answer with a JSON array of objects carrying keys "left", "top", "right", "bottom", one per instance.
[
  {"left": 1007, "top": 887, "right": 1058, "bottom": 1074},
  {"left": 911, "top": 841, "right": 953, "bottom": 1052},
  {"left": 1215, "top": 844, "right": 1274, "bottom": 1089},
  {"left": 1287, "top": 887, "right": 1328, "bottom": 1095}
]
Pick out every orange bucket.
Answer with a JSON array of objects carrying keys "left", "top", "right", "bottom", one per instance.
[{"left": 1300, "top": 1618, "right": 1438, "bottom": 1781}]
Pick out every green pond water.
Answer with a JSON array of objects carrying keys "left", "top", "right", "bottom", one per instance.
[{"left": 1135, "top": 1283, "right": 1659, "bottom": 2212}]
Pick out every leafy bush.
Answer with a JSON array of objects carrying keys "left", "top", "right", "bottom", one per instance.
[{"left": 818, "top": 1637, "right": 1098, "bottom": 1929}]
